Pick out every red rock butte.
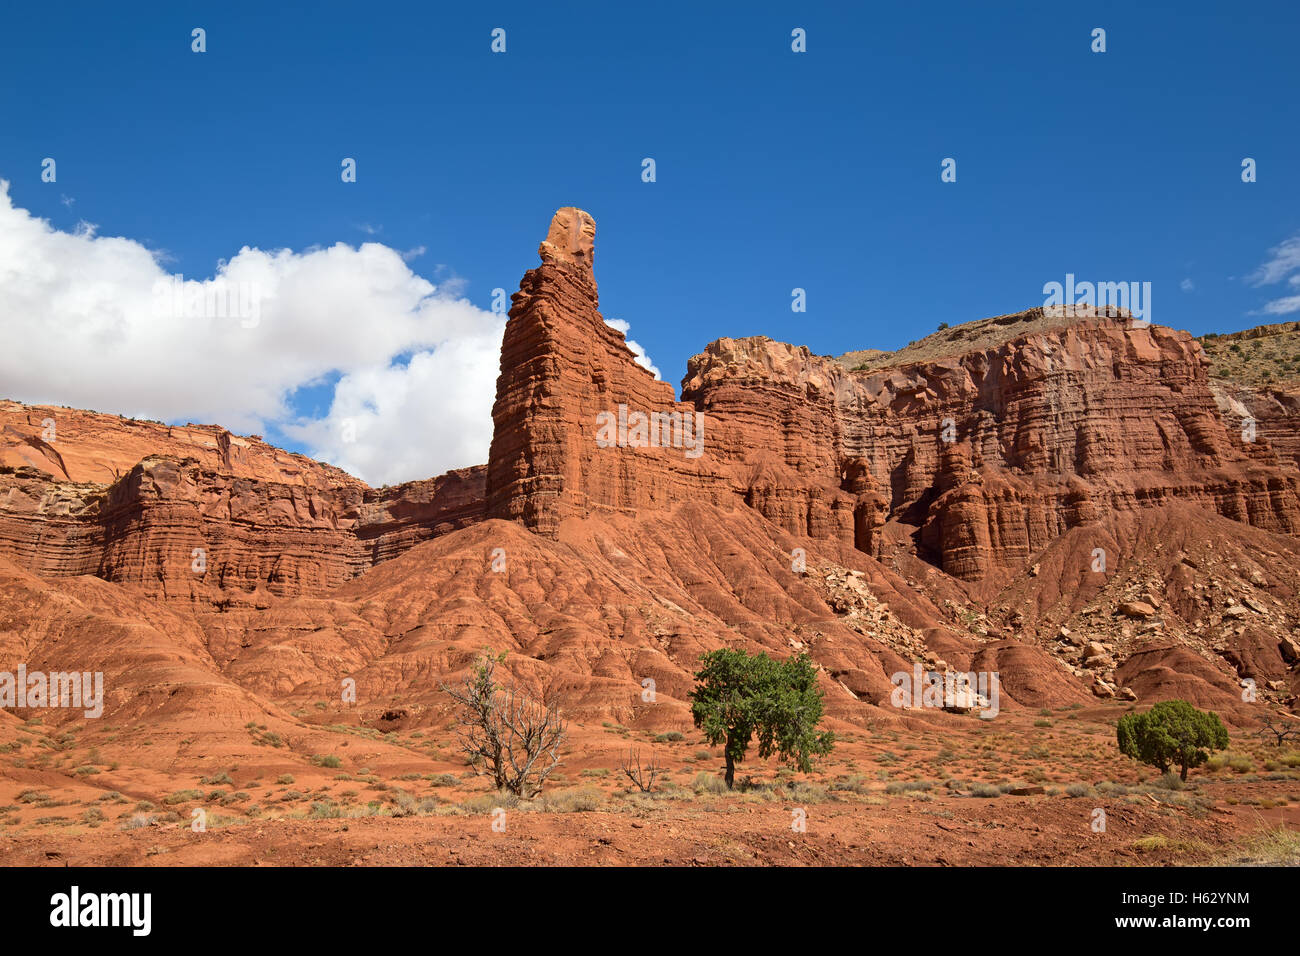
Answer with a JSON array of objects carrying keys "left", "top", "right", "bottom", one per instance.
[{"left": 1, "top": 206, "right": 1298, "bottom": 777}]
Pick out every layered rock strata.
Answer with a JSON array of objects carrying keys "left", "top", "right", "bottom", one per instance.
[
  {"left": 485, "top": 207, "right": 859, "bottom": 541},
  {"left": 0, "top": 433, "right": 484, "bottom": 598},
  {"left": 683, "top": 320, "right": 1300, "bottom": 581}
]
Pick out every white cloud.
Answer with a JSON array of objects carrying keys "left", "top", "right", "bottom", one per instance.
[
  {"left": 604, "top": 318, "right": 660, "bottom": 379},
  {"left": 280, "top": 338, "right": 503, "bottom": 487},
  {"left": 1247, "top": 236, "right": 1300, "bottom": 286},
  {"left": 1179, "top": 278, "right": 1195, "bottom": 292},
  {"left": 1257, "top": 295, "right": 1300, "bottom": 316},
  {"left": 1245, "top": 234, "right": 1300, "bottom": 317},
  {"left": 0, "top": 179, "right": 504, "bottom": 485}
]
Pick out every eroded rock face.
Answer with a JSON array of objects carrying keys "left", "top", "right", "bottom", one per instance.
[
  {"left": 0, "top": 409, "right": 486, "bottom": 598},
  {"left": 481, "top": 209, "right": 1300, "bottom": 585},
  {"left": 539, "top": 206, "right": 596, "bottom": 270},
  {"left": 486, "top": 210, "right": 858, "bottom": 543},
  {"left": 0, "top": 399, "right": 361, "bottom": 486},
  {"left": 483, "top": 206, "right": 837, "bottom": 541},
  {"left": 683, "top": 318, "right": 1300, "bottom": 582},
  {"left": 1209, "top": 380, "right": 1300, "bottom": 471}
]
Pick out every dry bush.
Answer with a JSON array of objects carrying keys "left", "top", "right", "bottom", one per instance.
[
  {"left": 442, "top": 655, "right": 566, "bottom": 798},
  {"left": 618, "top": 748, "right": 662, "bottom": 793}
]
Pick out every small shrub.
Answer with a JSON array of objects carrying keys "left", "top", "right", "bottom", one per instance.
[
  {"left": 1154, "top": 771, "right": 1186, "bottom": 791},
  {"left": 389, "top": 791, "right": 419, "bottom": 817},
  {"left": 81, "top": 807, "right": 105, "bottom": 827},
  {"left": 309, "top": 801, "right": 342, "bottom": 819},
  {"left": 829, "top": 775, "right": 871, "bottom": 794},
  {"left": 1133, "top": 835, "right": 1169, "bottom": 852},
  {"left": 885, "top": 781, "right": 933, "bottom": 795},
  {"left": 540, "top": 786, "right": 604, "bottom": 813},
  {"left": 458, "top": 791, "right": 519, "bottom": 814},
  {"left": 693, "top": 772, "right": 728, "bottom": 795}
]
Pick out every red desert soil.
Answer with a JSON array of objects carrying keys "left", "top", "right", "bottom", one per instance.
[{"left": 3, "top": 709, "right": 1297, "bottom": 866}]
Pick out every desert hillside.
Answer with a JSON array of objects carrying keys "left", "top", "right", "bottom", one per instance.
[{"left": 1198, "top": 320, "right": 1300, "bottom": 386}]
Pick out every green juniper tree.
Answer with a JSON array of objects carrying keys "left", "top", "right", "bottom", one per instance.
[
  {"left": 688, "top": 649, "right": 834, "bottom": 790},
  {"left": 1116, "top": 699, "right": 1229, "bottom": 782}
]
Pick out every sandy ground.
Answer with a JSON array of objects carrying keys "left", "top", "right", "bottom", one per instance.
[
  {"left": 2, "top": 787, "right": 1294, "bottom": 867},
  {"left": 4, "top": 705, "right": 1297, "bottom": 866}
]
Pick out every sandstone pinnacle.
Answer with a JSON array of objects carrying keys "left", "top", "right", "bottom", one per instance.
[{"left": 538, "top": 206, "right": 596, "bottom": 270}]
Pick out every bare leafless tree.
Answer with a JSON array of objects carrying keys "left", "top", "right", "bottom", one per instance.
[
  {"left": 619, "top": 747, "right": 662, "bottom": 793},
  {"left": 441, "top": 655, "right": 566, "bottom": 798},
  {"left": 1257, "top": 716, "right": 1300, "bottom": 747}
]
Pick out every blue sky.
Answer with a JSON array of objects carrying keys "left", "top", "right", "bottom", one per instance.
[{"left": 1, "top": 0, "right": 1298, "bottom": 480}]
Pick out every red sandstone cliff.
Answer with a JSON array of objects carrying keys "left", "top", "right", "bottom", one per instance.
[
  {"left": 485, "top": 210, "right": 1300, "bottom": 590},
  {"left": 0, "top": 401, "right": 485, "bottom": 598},
  {"left": 683, "top": 318, "right": 1300, "bottom": 585}
]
